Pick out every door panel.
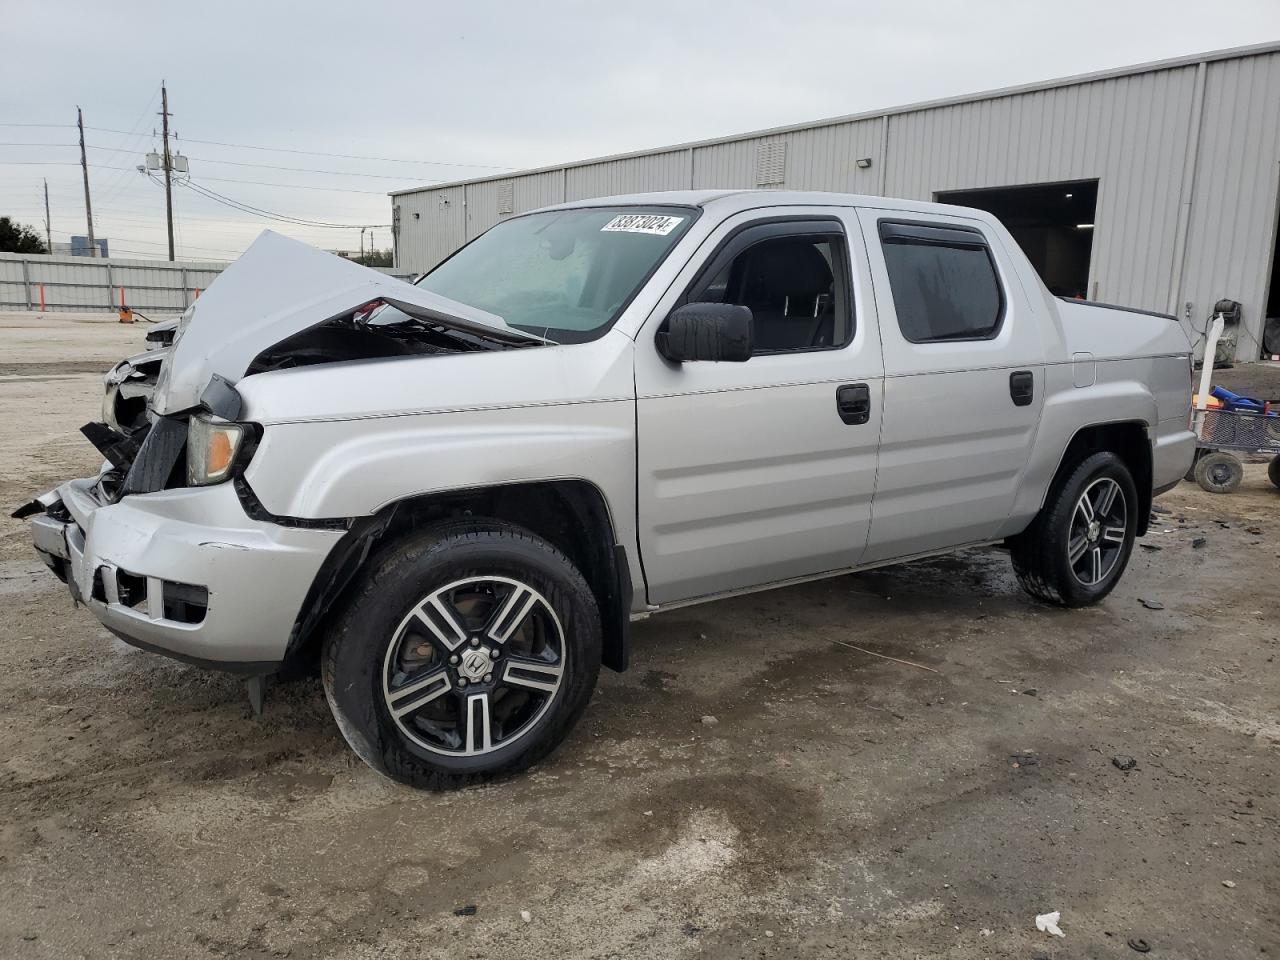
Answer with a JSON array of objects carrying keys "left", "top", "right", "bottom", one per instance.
[
  {"left": 857, "top": 209, "right": 1046, "bottom": 564},
  {"left": 635, "top": 209, "right": 884, "bottom": 605}
]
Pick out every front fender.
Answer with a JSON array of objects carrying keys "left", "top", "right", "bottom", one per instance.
[{"left": 243, "top": 400, "right": 636, "bottom": 522}]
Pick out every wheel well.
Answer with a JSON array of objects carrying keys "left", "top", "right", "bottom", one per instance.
[
  {"left": 280, "top": 481, "right": 631, "bottom": 678},
  {"left": 1053, "top": 422, "right": 1153, "bottom": 535}
]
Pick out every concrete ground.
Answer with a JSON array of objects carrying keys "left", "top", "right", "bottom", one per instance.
[{"left": 0, "top": 311, "right": 1277, "bottom": 960}]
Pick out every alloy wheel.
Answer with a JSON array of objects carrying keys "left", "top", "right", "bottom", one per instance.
[
  {"left": 381, "top": 575, "right": 565, "bottom": 756},
  {"left": 1066, "top": 477, "right": 1127, "bottom": 586}
]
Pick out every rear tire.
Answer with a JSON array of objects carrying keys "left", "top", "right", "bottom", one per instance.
[
  {"left": 1194, "top": 452, "right": 1243, "bottom": 494},
  {"left": 1011, "top": 451, "right": 1138, "bottom": 607},
  {"left": 1268, "top": 455, "right": 1280, "bottom": 490},
  {"left": 322, "top": 519, "right": 601, "bottom": 789}
]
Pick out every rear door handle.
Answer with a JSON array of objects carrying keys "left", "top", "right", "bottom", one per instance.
[
  {"left": 836, "top": 383, "right": 871, "bottom": 425},
  {"left": 1009, "top": 370, "right": 1034, "bottom": 407}
]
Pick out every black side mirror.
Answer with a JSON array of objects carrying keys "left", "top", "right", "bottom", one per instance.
[{"left": 657, "top": 303, "right": 753, "bottom": 363}]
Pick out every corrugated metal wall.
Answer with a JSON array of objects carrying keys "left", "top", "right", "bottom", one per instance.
[
  {"left": 565, "top": 150, "right": 692, "bottom": 200},
  {"left": 1178, "top": 51, "right": 1280, "bottom": 356},
  {"left": 392, "top": 46, "right": 1280, "bottom": 360},
  {"left": 883, "top": 66, "right": 1198, "bottom": 316}
]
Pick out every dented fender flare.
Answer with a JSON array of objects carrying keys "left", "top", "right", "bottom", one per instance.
[{"left": 273, "top": 483, "right": 632, "bottom": 677}]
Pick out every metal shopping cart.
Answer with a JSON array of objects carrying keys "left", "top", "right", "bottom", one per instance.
[
  {"left": 1190, "top": 403, "right": 1280, "bottom": 493},
  {"left": 1188, "top": 309, "right": 1280, "bottom": 494}
]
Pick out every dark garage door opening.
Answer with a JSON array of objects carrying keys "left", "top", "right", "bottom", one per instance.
[{"left": 936, "top": 180, "right": 1098, "bottom": 298}]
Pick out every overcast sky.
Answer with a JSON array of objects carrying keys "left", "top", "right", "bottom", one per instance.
[{"left": 3, "top": 1, "right": 1279, "bottom": 261}]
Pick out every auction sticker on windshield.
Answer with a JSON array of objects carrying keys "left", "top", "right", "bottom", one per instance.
[{"left": 600, "top": 214, "right": 685, "bottom": 235}]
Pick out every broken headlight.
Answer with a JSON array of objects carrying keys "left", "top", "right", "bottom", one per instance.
[{"left": 186, "top": 414, "right": 249, "bottom": 486}]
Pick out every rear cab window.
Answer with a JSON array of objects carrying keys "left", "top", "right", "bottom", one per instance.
[{"left": 877, "top": 220, "right": 1004, "bottom": 342}]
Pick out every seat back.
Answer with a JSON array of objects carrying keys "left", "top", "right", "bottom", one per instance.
[{"left": 730, "top": 239, "right": 835, "bottom": 351}]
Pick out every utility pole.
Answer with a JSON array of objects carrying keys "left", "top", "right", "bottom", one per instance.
[
  {"left": 160, "top": 82, "right": 175, "bottom": 261},
  {"left": 77, "top": 106, "right": 97, "bottom": 257},
  {"left": 43, "top": 179, "right": 52, "bottom": 253}
]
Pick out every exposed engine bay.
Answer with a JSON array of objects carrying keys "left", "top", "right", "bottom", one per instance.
[
  {"left": 11, "top": 232, "right": 547, "bottom": 519},
  {"left": 245, "top": 305, "right": 501, "bottom": 375},
  {"left": 78, "top": 301, "right": 526, "bottom": 508}
]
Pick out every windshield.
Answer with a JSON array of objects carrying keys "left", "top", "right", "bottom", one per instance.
[{"left": 408, "top": 206, "right": 696, "bottom": 343}]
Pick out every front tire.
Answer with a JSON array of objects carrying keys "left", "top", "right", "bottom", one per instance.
[
  {"left": 1011, "top": 451, "right": 1138, "bottom": 607},
  {"left": 322, "top": 520, "right": 601, "bottom": 789}
]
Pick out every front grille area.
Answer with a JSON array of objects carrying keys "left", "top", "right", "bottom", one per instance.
[
  {"left": 121, "top": 416, "right": 188, "bottom": 497},
  {"left": 162, "top": 582, "right": 209, "bottom": 624},
  {"left": 115, "top": 570, "right": 148, "bottom": 608},
  {"left": 93, "top": 564, "right": 209, "bottom": 625}
]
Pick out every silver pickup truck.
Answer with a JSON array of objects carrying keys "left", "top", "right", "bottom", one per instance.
[{"left": 18, "top": 190, "right": 1195, "bottom": 788}]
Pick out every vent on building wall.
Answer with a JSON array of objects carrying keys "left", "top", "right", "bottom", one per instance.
[
  {"left": 755, "top": 140, "right": 787, "bottom": 186},
  {"left": 497, "top": 181, "right": 514, "bottom": 215}
]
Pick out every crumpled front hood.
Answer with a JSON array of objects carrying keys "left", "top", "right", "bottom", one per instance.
[{"left": 153, "top": 230, "right": 542, "bottom": 415}]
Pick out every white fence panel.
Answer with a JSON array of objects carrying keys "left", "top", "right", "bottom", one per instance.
[{"left": 0, "top": 252, "right": 231, "bottom": 314}]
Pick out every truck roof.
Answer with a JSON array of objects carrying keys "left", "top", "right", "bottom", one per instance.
[{"left": 539, "top": 189, "right": 984, "bottom": 220}]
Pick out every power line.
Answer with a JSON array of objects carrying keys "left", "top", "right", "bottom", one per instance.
[
  {"left": 182, "top": 154, "right": 444, "bottom": 182},
  {"left": 167, "top": 134, "right": 513, "bottom": 170},
  {"left": 4, "top": 142, "right": 437, "bottom": 184},
  {"left": 164, "top": 175, "right": 390, "bottom": 229},
  {"left": 3, "top": 160, "right": 393, "bottom": 194},
  {"left": 1, "top": 121, "right": 513, "bottom": 171},
  {"left": 1, "top": 142, "right": 455, "bottom": 184},
  {"left": 94, "top": 86, "right": 162, "bottom": 211},
  {"left": 184, "top": 180, "right": 390, "bottom": 229},
  {"left": 194, "top": 174, "right": 390, "bottom": 195}
]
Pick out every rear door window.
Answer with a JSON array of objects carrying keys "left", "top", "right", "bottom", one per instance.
[{"left": 877, "top": 220, "right": 1004, "bottom": 342}]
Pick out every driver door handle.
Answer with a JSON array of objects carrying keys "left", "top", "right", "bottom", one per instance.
[{"left": 836, "top": 383, "right": 871, "bottom": 425}]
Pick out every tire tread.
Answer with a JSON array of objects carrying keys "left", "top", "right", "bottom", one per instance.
[
  {"left": 322, "top": 519, "right": 600, "bottom": 790},
  {"left": 1010, "top": 451, "right": 1136, "bottom": 608}
]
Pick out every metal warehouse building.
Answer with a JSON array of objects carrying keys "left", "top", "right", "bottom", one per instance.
[{"left": 390, "top": 41, "right": 1280, "bottom": 362}]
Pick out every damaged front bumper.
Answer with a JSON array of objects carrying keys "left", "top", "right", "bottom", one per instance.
[{"left": 25, "top": 476, "right": 344, "bottom": 674}]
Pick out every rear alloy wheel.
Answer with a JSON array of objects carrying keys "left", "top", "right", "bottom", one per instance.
[
  {"left": 323, "top": 521, "right": 601, "bottom": 789},
  {"left": 1066, "top": 477, "right": 1128, "bottom": 588},
  {"left": 1011, "top": 451, "right": 1137, "bottom": 607}
]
